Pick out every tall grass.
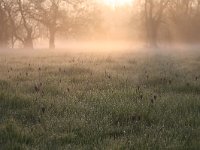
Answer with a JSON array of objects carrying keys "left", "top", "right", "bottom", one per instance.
[{"left": 0, "top": 50, "right": 199, "bottom": 149}]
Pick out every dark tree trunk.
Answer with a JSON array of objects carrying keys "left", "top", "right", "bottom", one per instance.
[
  {"left": 11, "top": 33, "right": 14, "bottom": 48},
  {"left": 49, "top": 28, "right": 56, "bottom": 49},
  {"left": 144, "top": 0, "right": 169, "bottom": 48},
  {"left": 0, "top": 29, "right": 9, "bottom": 48},
  {"left": 149, "top": 25, "right": 158, "bottom": 47},
  {"left": 0, "top": 8, "right": 9, "bottom": 48},
  {"left": 24, "top": 30, "right": 33, "bottom": 49},
  {"left": 24, "top": 38, "right": 33, "bottom": 49},
  {"left": 146, "top": 19, "right": 158, "bottom": 48}
]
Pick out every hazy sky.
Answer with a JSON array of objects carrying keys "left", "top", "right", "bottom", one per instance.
[{"left": 99, "top": 0, "right": 134, "bottom": 7}]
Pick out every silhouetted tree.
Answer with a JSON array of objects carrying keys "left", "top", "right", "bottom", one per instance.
[
  {"left": 2, "top": 0, "right": 39, "bottom": 48},
  {"left": 169, "top": 0, "right": 200, "bottom": 43},
  {"left": 143, "top": 0, "right": 170, "bottom": 47},
  {"left": 29, "top": 0, "right": 95, "bottom": 49},
  {"left": 28, "top": 0, "right": 67, "bottom": 49},
  {"left": 0, "top": 1, "right": 10, "bottom": 47}
]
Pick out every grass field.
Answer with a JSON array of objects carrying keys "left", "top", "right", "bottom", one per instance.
[{"left": 0, "top": 49, "right": 200, "bottom": 149}]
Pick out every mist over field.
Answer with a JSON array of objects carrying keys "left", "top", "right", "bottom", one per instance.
[{"left": 0, "top": 0, "right": 200, "bottom": 149}]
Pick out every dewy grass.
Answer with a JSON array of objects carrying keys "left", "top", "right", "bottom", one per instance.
[{"left": 0, "top": 50, "right": 200, "bottom": 149}]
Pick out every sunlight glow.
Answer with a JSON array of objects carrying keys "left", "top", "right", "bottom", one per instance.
[{"left": 102, "top": 0, "right": 133, "bottom": 7}]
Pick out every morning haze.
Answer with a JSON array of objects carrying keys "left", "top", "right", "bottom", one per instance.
[{"left": 0, "top": 0, "right": 200, "bottom": 149}]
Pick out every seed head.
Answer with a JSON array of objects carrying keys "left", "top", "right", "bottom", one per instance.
[
  {"left": 137, "top": 115, "right": 141, "bottom": 121},
  {"left": 169, "top": 80, "right": 172, "bottom": 84},
  {"left": 34, "top": 85, "right": 40, "bottom": 92},
  {"left": 137, "top": 86, "right": 140, "bottom": 91},
  {"left": 41, "top": 107, "right": 45, "bottom": 113}
]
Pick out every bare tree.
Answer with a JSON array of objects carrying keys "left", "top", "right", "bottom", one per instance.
[
  {"left": 2, "top": 0, "right": 39, "bottom": 48},
  {"left": 169, "top": 0, "right": 200, "bottom": 43},
  {"left": 17, "top": 0, "right": 34, "bottom": 48},
  {"left": 2, "top": 0, "right": 20, "bottom": 48},
  {"left": 29, "top": 0, "right": 93, "bottom": 49},
  {"left": 0, "top": 1, "right": 9, "bottom": 47},
  {"left": 28, "top": 0, "right": 67, "bottom": 49},
  {"left": 143, "top": 0, "right": 170, "bottom": 47},
  {"left": 0, "top": 1, "right": 7, "bottom": 46}
]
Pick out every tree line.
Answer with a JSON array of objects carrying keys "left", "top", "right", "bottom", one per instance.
[
  {"left": 1, "top": 0, "right": 200, "bottom": 49},
  {"left": 0, "top": 0, "right": 98, "bottom": 49},
  {"left": 140, "top": 0, "right": 200, "bottom": 47}
]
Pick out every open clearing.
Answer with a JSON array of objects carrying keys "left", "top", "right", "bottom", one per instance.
[{"left": 0, "top": 49, "right": 200, "bottom": 149}]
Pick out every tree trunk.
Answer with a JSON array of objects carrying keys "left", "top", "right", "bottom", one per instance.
[
  {"left": 149, "top": 26, "right": 158, "bottom": 47},
  {"left": 146, "top": 21, "right": 158, "bottom": 48},
  {"left": 11, "top": 32, "right": 14, "bottom": 48},
  {"left": 24, "top": 38, "right": 33, "bottom": 49},
  {"left": 49, "top": 28, "right": 55, "bottom": 49},
  {"left": 24, "top": 30, "right": 33, "bottom": 49}
]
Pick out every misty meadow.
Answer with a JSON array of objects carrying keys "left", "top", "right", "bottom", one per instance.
[{"left": 0, "top": 0, "right": 200, "bottom": 150}]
